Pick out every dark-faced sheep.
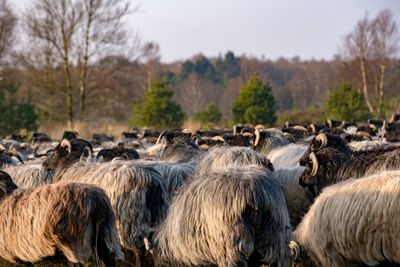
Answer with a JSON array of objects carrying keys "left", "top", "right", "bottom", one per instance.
[
  {"left": 42, "top": 139, "right": 168, "bottom": 266},
  {"left": 0, "top": 171, "right": 123, "bottom": 266},
  {"left": 299, "top": 145, "right": 400, "bottom": 196},
  {"left": 145, "top": 165, "right": 291, "bottom": 267},
  {"left": 291, "top": 171, "right": 400, "bottom": 267}
]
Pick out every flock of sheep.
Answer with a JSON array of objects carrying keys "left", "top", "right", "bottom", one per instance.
[{"left": 0, "top": 115, "right": 400, "bottom": 267}]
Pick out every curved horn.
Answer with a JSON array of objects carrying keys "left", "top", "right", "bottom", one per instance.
[
  {"left": 254, "top": 128, "right": 261, "bottom": 148},
  {"left": 211, "top": 135, "right": 225, "bottom": 143},
  {"left": 293, "top": 125, "right": 308, "bottom": 132},
  {"left": 0, "top": 144, "right": 6, "bottom": 152},
  {"left": 315, "top": 133, "right": 328, "bottom": 149},
  {"left": 182, "top": 128, "right": 196, "bottom": 136},
  {"left": 289, "top": 240, "right": 301, "bottom": 261},
  {"left": 310, "top": 124, "right": 317, "bottom": 134},
  {"left": 327, "top": 119, "right": 333, "bottom": 129},
  {"left": 156, "top": 130, "right": 167, "bottom": 145},
  {"left": 283, "top": 132, "right": 296, "bottom": 143},
  {"left": 144, "top": 237, "right": 152, "bottom": 251},
  {"left": 254, "top": 124, "right": 264, "bottom": 130},
  {"left": 60, "top": 139, "right": 72, "bottom": 154},
  {"left": 309, "top": 152, "right": 319, "bottom": 177},
  {"left": 9, "top": 148, "right": 24, "bottom": 165},
  {"left": 233, "top": 125, "right": 238, "bottom": 135},
  {"left": 144, "top": 237, "right": 157, "bottom": 256}
]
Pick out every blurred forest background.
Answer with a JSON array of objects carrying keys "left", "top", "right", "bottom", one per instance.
[{"left": 0, "top": 0, "right": 399, "bottom": 137}]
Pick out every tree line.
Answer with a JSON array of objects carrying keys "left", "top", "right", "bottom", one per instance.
[{"left": 0, "top": 1, "right": 399, "bottom": 135}]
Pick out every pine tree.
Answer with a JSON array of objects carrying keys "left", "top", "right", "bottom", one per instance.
[{"left": 233, "top": 75, "right": 277, "bottom": 126}]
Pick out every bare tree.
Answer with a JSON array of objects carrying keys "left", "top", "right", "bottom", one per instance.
[
  {"left": 344, "top": 13, "right": 374, "bottom": 113},
  {"left": 0, "top": 0, "right": 15, "bottom": 62},
  {"left": 77, "top": 0, "right": 132, "bottom": 121},
  {"left": 25, "top": 0, "right": 82, "bottom": 129},
  {"left": 371, "top": 9, "right": 399, "bottom": 116}
]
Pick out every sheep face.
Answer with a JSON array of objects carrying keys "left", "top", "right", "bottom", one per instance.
[
  {"left": 43, "top": 139, "right": 92, "bottom": 172},
  {"left": 299, "top": 147, "right": 347, "bottom": 194},
  {"left": 0, "top": 171, "right": 18, "bottom": 199}
]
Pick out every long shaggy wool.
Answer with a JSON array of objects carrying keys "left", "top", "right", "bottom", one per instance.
[
  {"left": 0, "top": 182, "right": 123, "bottom": 264},
  {"left": 3, "top": 164, "right": 53, "bottom": 189},
  {"left": 293, "top": 171, "right": 400, "bottom": 267},
  {"left": 153, "top": 165, "right": 291, "bottom": 267},
  {"left": 266, "top": 143, "right": 308, "bottom": 169},
  {"left": 140, "top": 160, "right": 195, "bottom": 199},
  {"left": 256, "top": 129, "right": 292, "bottom": 156},
  {"left": 275, "top": 168, "right": 311, "bottom": 227},
  {"left": 348, "top": 140, "right": 398, "bottom": 151},
  {"left": 53, "top": 160, "right": 169, "bottom": 249},
  {"left": 156, "top": 143, "right": 200, "bottom": 163},
  {"left": 195, "top": 146, "right": 273, "bottom": 176}
]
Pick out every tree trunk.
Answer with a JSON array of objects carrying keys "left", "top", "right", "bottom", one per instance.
[
  {"left": 79, "top": 0, "right": 94, "bottom": 122},
  {"left": 64, "top": 57, "right": 74, "bottom": 129},
  {"left": 377, "top": 62, "right": 386, "bottom": 117},
  {"left": 360, "top": 56, "right": 374, "bottom": 113}
]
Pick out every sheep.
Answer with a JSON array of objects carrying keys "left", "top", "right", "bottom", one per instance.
[
  {"left": 195, "top": 146, "right": 274, "bottom": 176},
  {"left": 3, "top": 163, "right": 53, "bottom": 189},
  {"left": 348, "top": 140, "right": 395, "bottom": 151},
  {"left": 145, "top": 165, "right": 291, "bottom": 267},
  {"left": 267, "top": 143, "right": 308, "bottom": 169},
  {"left": 0, "top": 170, "right": 123, "bottom": 266},
  {"left": 254, "top": 128, "right": 292, "bottom": 155},
  {"left": 96, "top": 143, "right": 140, "bottom": 162},
  {"left": 52, "top": 161, "right": 168, "bottom": 248},
  {"left": 299, "top": 145, "right": 400, "bottom": 196},
  {"left": 156, "top": 143, "right": 200, "bottom": 163},
  {"left": 43, "top": 139, "right": 169, "bottom": 266},
  {"left": 275, "top": 168, "right": 311, "bottom": 227},
  {"left": 291, "top": 171, "right": 400, "bottom": 267},
  {"left": 140, "top": 160, "right": 195, "bottom": 198}
]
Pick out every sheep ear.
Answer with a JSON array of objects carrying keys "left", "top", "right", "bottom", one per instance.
[{"left": 60, "top": 139, "right": 72, "bottom": 154}]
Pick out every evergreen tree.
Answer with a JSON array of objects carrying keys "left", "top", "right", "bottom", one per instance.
[
  {"left": 129, "top": 79, "right": 185, "bottom": 129},
  {"left": 194, "top": 103, "right": 222, "bottom": 126},
  {"left": 326, "top": 83, "right": 371, "bottom": 122},
  {"left": 233, "top": 75, "right": 277, "bottom": 126},
  {"left": 0, "top": 79, "right": 39, "bottom": 137}
]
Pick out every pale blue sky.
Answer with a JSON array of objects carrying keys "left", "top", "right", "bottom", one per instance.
[{"left": 15, "top": 0, "right": 400, "bottom": 62}]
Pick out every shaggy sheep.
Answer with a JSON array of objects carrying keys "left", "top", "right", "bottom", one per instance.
[
  {"left": 348, "top": 140, "right": 396, "bottom": 151},
  {"left": 0, "top": 171, "right": 123, "bottom": 265},
  {"left": 267, "top": 143, "right": 308, "bottom": 169},
  {"left": 299, "top": 145, "right": 400, "bottom": 195},
  {"left": 275, "top": 168, "right": 311, "bottom": 227},
  {"left": 96, "top": 143, "right": 140, "bottom": 162},
  {"left": 3, "top": 163, "right": 53, "bottom": 189},
  {"left": 140, "top": 160, "right": 195, "bottom": 198},
  {"left": 156, "top": 143, "right": 200, "bottom": 163},
  {"left": 43, "top": 139, "right": 169, "bottom": 266},
  {"left": 146, "top": 165, "right": 291, "bottom": 267},
  {"left": 195, "top": 146, "right": 274, "bottom": 175},
  {"left": 51, "top": 160, "right": 168, "bottom": 250},
  {"left": 291, "top": 171, "right": 400, "bottom": 267}
]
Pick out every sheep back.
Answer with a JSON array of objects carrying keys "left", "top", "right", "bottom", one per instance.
[{"left": 294, "top": 171, "right": 400, "bottom": 267}]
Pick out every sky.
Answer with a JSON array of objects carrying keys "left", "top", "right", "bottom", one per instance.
[{"left": 15, "top": 0, "right": 400, "bottom": 63}]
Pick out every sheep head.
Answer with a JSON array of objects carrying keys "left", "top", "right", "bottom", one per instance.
[
  {"left": 0, "top": 171, "right": 18, "bottom": 199},
  {"left": 43, "top": 138, "right": 93, "bottom": 172}
]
